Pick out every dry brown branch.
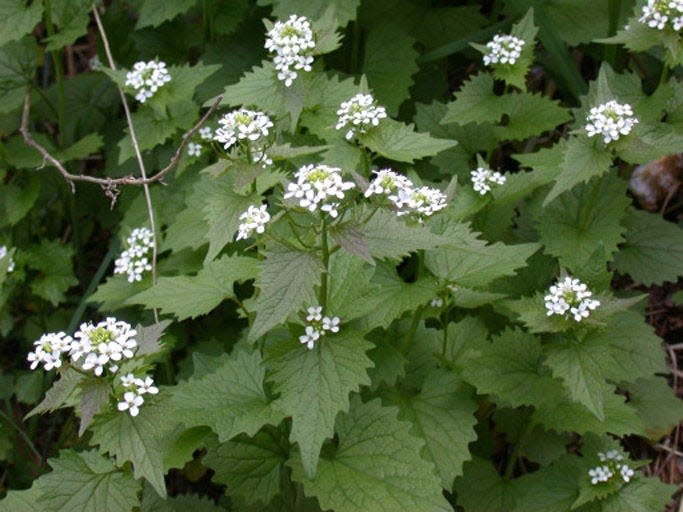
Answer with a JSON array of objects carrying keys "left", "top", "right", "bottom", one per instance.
[{"left": 19, "top": 91, "right": 223, "bottom": 191}]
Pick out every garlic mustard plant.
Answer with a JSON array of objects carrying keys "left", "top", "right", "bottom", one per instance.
[
  {"left": 470, "top": 167, "right": 506, "bottom": 195},
  {"left": 117, "top": 373, "right": 159, "bottom": 417},
  {"left": 299, "top": 306, "right": 341, "bottom": 349},
  {"left": 639, "top": 0, "right": 683, "bottom": 30},
  {"left": 27, "top": 332, "right": 73, "bottom": 371},
  {"left": 114, "top": 227, "right": 155, "bottom": 283},
  {"left": 483, "top": 34, "right": 525, "bottom": 66},
  {"left": 585, "top": 100, "right": 638, "bottom": 144},
  {"left": 588, "top": 451, "right": 636, "bottom": 485},
  {"left": 70, "top": 318, "right": 137, "bottom": 376},
  {"left": 265, "top": 14, "right": 315, "bottom": 87},
  {"left": 124, "top": 60, "right": 172, "bottom": 103},
  {"left": 544, "top": 276, "right": 601, "bottom": 322},
  {"left": 336, "top": 93, "right": 387, "bottom": 140},
  {"left": 284, "top": 164, "right": 355, "bottom": 217},
  {"left": 236, "top": 204, "right": 271, "bottom": 241}
]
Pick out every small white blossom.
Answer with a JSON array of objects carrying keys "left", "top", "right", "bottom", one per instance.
[
  {"left": 284, "top": 164, "right": 355, "bottom": 216},
  {"left": 199, "top": 126, "right": 213, "bottom": 140},
  {"left": 114, "top": 227, "right": 155, "bottom": 283},
  {"left": 585, "top": 100, "right": 638, "bottom": 144},
  {"left": 430, "top": 297, "right": 444, "bottom": 308},
  {"left": 134, "top": 376, "right": 159, "bottom": 395},
  {"left": 471, "top": 167, "right": 506, "bottom": 195},
  {"left": 214, "top": 109, "right": 273, "bottom": 165},
  {"left": 236, "top": 204, "right": 271, "bottom": 241},
  {"left": 0, "top": 245, "right": 15, "bottom": 273},
  {"left": 27, "top": 332, "right": 73, "bottom": 371},
  {"left": 125, "top": 60, "right": 172, "bottom": 103},
  {"left": 117, "top": 391, "right": 144, "bottom": 417},
  {"left": 393, "top": 185, "right": 448, "bottom": 221},
  {"left": 120, "top": 373, "right": 136, "bottom": 388},
  {"left": 71, "top": 318, "right": 137, "bottom": 376},
  {"left": 588, "top": 451, "right": 636, "bottom": 485},
  {"left": 187, "top": 142, "right": 202, "bottom": 157},
  {"left": 321, "top": 316, "right": 340, "bottom": 333},
  {"left": 364, "top": 169, "right": 414, "bottom": 198},
  {"left": 306, "top": 306, "right": 322, "bottom": 322},
  {"left": 544, "top": 276, "right": 600, "bottom": 322},
  {"left": 265, "top": 15, "right": 316, "bottom": 87},
  {"left": 483, "top": 34, "right": 526, "bottom": 66},
  {"left": 89, "top": 55, "right": 104, "bottom": 71},
  {"left": 336, "top": 93, "right": 387, "bottom": 140},
  {"left": 299, "top": 306, "right": 341, "bottom": 349},
  {"left": 299, "top": 325, "right": 321, "bottom": 350},
  {"left": 639, "top": 0, "right": 683, "bottom": 30}
]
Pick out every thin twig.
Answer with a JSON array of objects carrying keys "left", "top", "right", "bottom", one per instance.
[{"left": 92, "top": 4, "right": 159, "bottom": 321}]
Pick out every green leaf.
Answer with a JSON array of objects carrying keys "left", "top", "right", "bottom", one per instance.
[
  {"left": 205, "top": 426, "right": 288, "bottom": 506},
  {"left": 22, "top": 239, "right": 77, "bottom": 305},
  {"left": 426, "top": 221, "right": 539, "bottom": 288},
  {"left": 168, "top": 349, "right": 284, "bottom": 442},
  {"left": 0, "top": 484, "right": 45, "bottom": 512},
  {"left": 0, "top": 176, "right": 41, "bottom": 227},
  {"left": 57, "top": 133, "right": 104, "bottom": 162},
  {"left": 249, "top": 246, "right": 323, "bottom": 341},
  {"left": 289, "top": 397, "right": 450, "bottom": 511},
  {"left": 627, "top": 376, "right": 683, "bottom": 440},
  {"left": 37, "top": 450, "right": 140, "bottom": 512},
  {"left": 386, "top": 369, "right": 478, "bottom": 489},
  {"left": 536, "top": 174, "right": 630, "bottom": 272},
  {"left": 268, "top": 331, "right": 373, "bottom": 478},
  {"left": 26, "top": 369, "right": 84, "bottom": 419},
  {"left": 77, "top": 378, "right": 111, "bottom": 436},
  {"left": 442, "top": 73, "right": 502, "bottom": 125},
  {"left": 136, "top": 0, "right": 197, "bottom": 28},
  {"left": 139, "top": 483, "right": 227, "bottom": 511},
  {"left": 360, "top": 118, "right": 457, "bottom": 163},
  {"left": 299, "top": 72, "right": 358, "bottom": 141},
  {"left": 455, "top": 458, "right": 519, "bottom": 512},
  {"left": 489, "top": 8, "right": 538, "bottom": 90},
  {"left": 462, "top": 328, "right": 559, "bottom": 409},
  {"left": 363, "top": 23, "right": 418, "bottom": 115},
  {"left": 214, "top": 61, "right": 284, "bottom": 113},
  {"left": 613, "top": 209, "right": 683, "bottom": 286},
  {"left": 0, "top": 36, "right": 37, "bottom": 94},
  {"left": 44, "top": 0, "right": 91, "bottom": 51},
  {"left": 136, "top": 320, "right": 172, "bottom": 357},
  {"left": 266, "top": 0, "right": 360, "bottom": 27},
  {"left": 596, "top": 477, "right": 676, "bottom": 512},
  {"left": 127, "top": 255, "right": 258, "bottom": 320},
  {"left": 0, "top": 1, "right": 43, "bottom": 48}
]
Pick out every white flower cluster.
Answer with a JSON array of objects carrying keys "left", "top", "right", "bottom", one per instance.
[
  {"left": 639, "top": 0, "right": 683, "bottom": 30},
  {"left": 588, "top": 451, "right": 635, "bottom": 485},
  {"left": 125, "top": 60, "right": 172, "bottom": 103},
  {"left": 114, "top": 227, "right": 155, "bottom": 283},
  {"left": 336, "top": 93, "right": 387, "bottom": 140},
  {"left": 0, "top": 245, "right": 15, "bottom": 273},
  {"left": 265, "top": 14, "right": 315, "bottom": 87},
  {"left": 199, "top": 126, "right": 213, "bottom": 140},
  {"left": 284, "top": 164, "right": 355, "bottom": 218},
  {"left": 70, "top": 318, "right": 138, "bottom": 376},
  {"left": 471, "top": 167, "right": 507, "bottom": 195},
  {"left": 27, "top": 332, "right": 73, "bottom": 371},
  {"left": 88, "top": 55, "right": 104, "bottom": 71},
  {"left": 483, "top": 34, "right": 526, "bottom": 66},
  {"left": 544, "top": 276, "right": 601, "bottom": 322},
  {"left": 117, "top": 373, "right": 159, "bottom": 417},
  {"left": 365, "top": 169, "right": 448, "bottom": 222},
  {"left": 299, "top": 306, "right": 340, "bottom": 349},
  {"left": 214, "top": 109, "right": 273, "bottom": 165},
  {"left": 186, "top": 127, "right": 214, "bottom": 158},
  {"left": 187, "top": 142, "right": 202, "bottom": 157},
  {"left": 236, "top": 204, "right": 271, "bottom": 241},
  {"left": 430, "top": 297, "right": 444, "bottom": 308},
  {"left": 585, "top": 100, "right": 638, "bottom": 144}
]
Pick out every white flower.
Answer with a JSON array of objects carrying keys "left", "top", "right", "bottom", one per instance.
[
  {"left": 430, "top": 297, "right": 444, "bottom": 308},
  {"left": 71, "top": 318, "right": 137, "bottom": 376},
  {"left": 213, "top": 109, "right": 273, "bottom": 165},
  {"left": 588, "top": 465, "right": 614, "bottom": 485},
  {"left": 639, "top": 0, "right": 683, "bottom": 30},
  {"left": 322, "top": 316, "right": 340, "bottom": 333},
  {"left": 393, "top": 185, "right": 448, "bottom": 221},
  {"left": 134, "top": 376, "right": 159, "bottom": 395},
  {"left": 588, "top": 451, "right": 636, "bottom": 485},
  {"left": 283, "top": 164, "right": 355, "bottom": 216},
  {"left": 265, "top": 15, "right": 316, "bottom": 87},
  {"left": 364, "top": 169, "right": 414, "bottom": 198},
  {"left": 27, "top": 332, "right": 73, "bottom": 371},
  {"left": 125, "top": 60, "right": 172, "bottom": 103},
  {"left": 0, "top": 245, "right": 15, "bottom": 273},
  {"left": 199, "top": 126, "right": 213, "bottom": 140},
  {"left": 187, "top": 142, "right": 202, "bottom": 157},
  {"left": 236, "top": 204, "right": 271, "bottom": 241},
  {"left": 471, "top": 167, "right": 506, "bottom": 195},
  {"left": 599, "top": 450, "right": 624, "bottom": 462},
  {"left": 306, "top": 306, "right": 322, "bottom": 322},
  {"left": 336, "top": 93, "right": 387, "bottom": 140},
  {"left": 483, "top": 34, "right": 526, "bottom": 66},
  {"left": 117, "top": 391, "right": 144, "bottom": 417},
  {"left": 544, "top": 276, "right": 600, "bottom": 322},
  {"left": 114, "top": 227, "right": 155, "bottom": 283},
  {"left": 620, "top": 464, "right": 635, "bottom": 482},
  {"left": 585, "top": 100, "right": 638, "bottom": 144},
  {"left": 299, "top": 325, "right": 321, "bottom": 349},
  {"left": 89, "top": 55, "right": 103, "bottom": 71},
  {"left": 120, "top": 373, "right": 136, "bottom": 388}
]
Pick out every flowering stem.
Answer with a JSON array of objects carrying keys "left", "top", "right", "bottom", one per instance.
[{"left": 319, "top": 215, "right": 329, "bottom": 309}]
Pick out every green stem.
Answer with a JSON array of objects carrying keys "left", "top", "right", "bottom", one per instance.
[
  {"left": 319, "top": 215, "right": 329, "bottom": 309},
  {"left": 659, "top": 64, "right": 670, "bottom": 87},
  {"left": 349, "top": 20, "right": 361, "bottom": 75},
  {"left": 44, "top": 0, "right": 66, "bottom": 147},
  {"left": 504, "top": 414, "right": 535, "bottom": 479},
  {"left": 604, "top": 0, "right": 620, "bottom": 66}
]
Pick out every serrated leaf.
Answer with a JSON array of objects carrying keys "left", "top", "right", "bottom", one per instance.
[
  {"left": 544, "top": 135, "right": 614, "bottom": 205},
  {"left": 22, "top": 239, "right": 77, "bottom": 305},
  {"left": 462, "top": 328, "right": 559, "bottom": 409},
  {"left": 361, "top": 118, "right": 456, "bottom": 163},
  {"left": 627, "top": 376, "right": 683, "bottom": 440},
  {"left": 299, "top": 72, "right": 359, "bottom": 141},
  {"left": 613, "top": 209, "right": 683, "bottom": 286},
  {"left": 26, "top": 369, "right": 84, "bottom": 419},
  {"left": 330, "top": 222, "right": 373, "bottom": 263},
  {"left": 268, "top": 331, "right": 373, "bottom": 478},
  {"left": 490, "top": 8, "right": 538, "bottom": 90},
  {"left": 205, "top": 426, "right": 288, "bottom": 506},
  {"left": 290, "top": 397, "right": 450, "bottom": 511},
  {"left": 537, "top": 174, "right": 630, "bottom": 272},
  {"left": 127, "top": 255, "right": 258, "bottom": 320},
  {"left": 135, "top": 320, "right": 172, "bottom": 357},
  {"left": 168, "top": 349, "right": 283, "bottom": 442},
  {"left": 0, "top": 1, "right": 43, "bottom": 48},
  {"left": 426, "top": 221, "right": 539, "bottom": 288},
  {"left": 597, "top": 477, "right": 676, "bottom": 512},
  {"left": 139, "top": 483, "right": 227, "bottom": 512},
  {"left": 442, "top": 73, "right": 502, "bottom": 125},
  {"left": 136, "top": 0, "right": 197, "bottom": 28},
  {"left": 37, "top": 450, "right": 140, "bottom": 512},
  {"left": 44, "top": 0, "right": 90, "bottom": 51},
  {"left": 455, "top": 458, "right": 519, "bottom": 512},
  {"left": 213, "top": 61, "right": 285, "bottom": 114},
  {"left": 364, "top": 23, "right": 418, "bottom": 115},
  {"left": 249, "top": 246, "right": 322, "bottom": 341},
  {"left": 267, "top": 0, "right": 360, "bottom": 27},
  {"left": 77, "top": 378, "right": 111, "bottom": 436},
  {"left": 386, "top": 369, "right": 478, "bottom": 489}
]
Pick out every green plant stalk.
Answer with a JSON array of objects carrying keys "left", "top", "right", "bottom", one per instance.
[
  {"left": 43, "top": 0, "right": 66, "bottom": 147},
  {"left": 604, "top": 0, "right": 621, "bottom": 66},
  {"left": 319, "top": 215, "right": 329, "bottom": 309}
]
